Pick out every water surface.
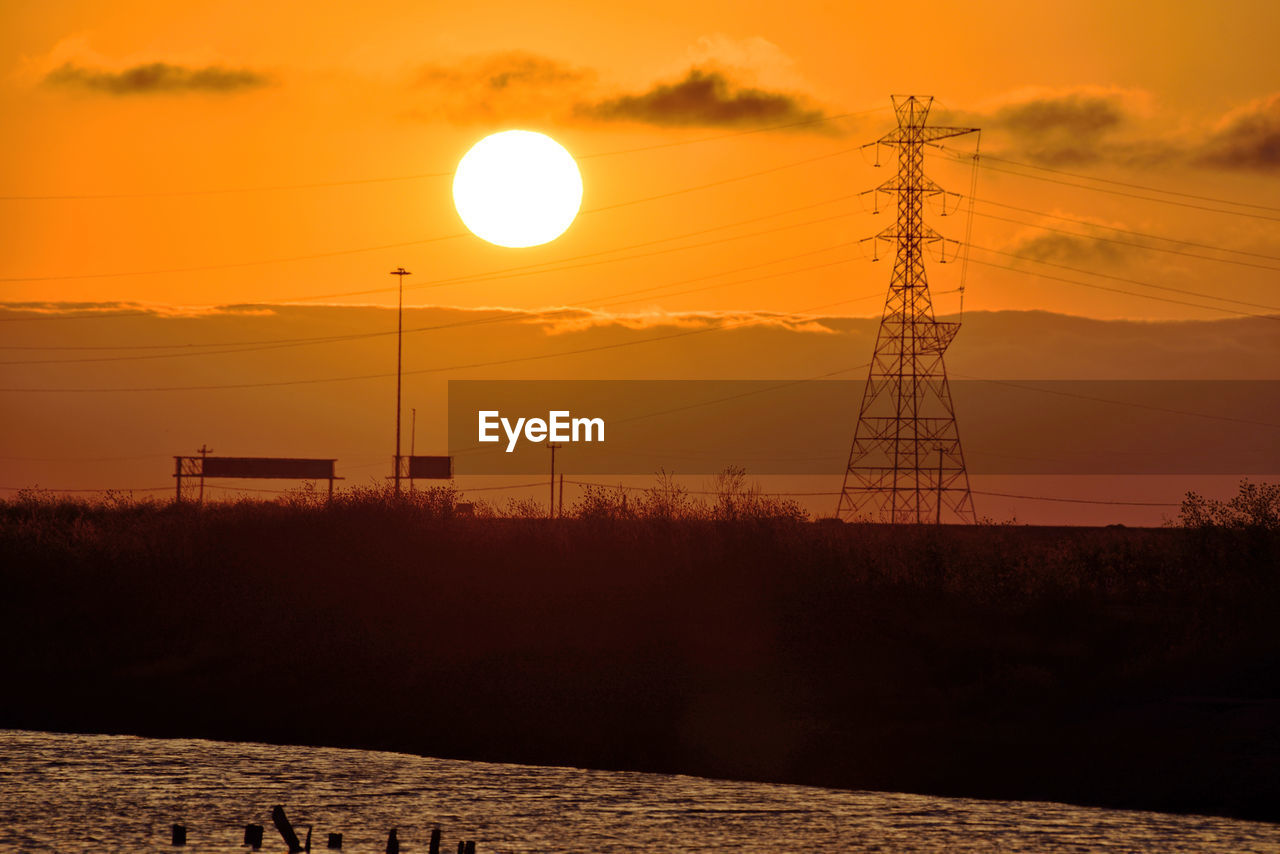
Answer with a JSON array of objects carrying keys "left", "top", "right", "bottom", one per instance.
[{"left": 2, "top": 729, "right": 1277, "bottom": 852}]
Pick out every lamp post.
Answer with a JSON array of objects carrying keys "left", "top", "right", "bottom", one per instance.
[{"left": 390, "top": 267, "right": 411, "bottom": 495}]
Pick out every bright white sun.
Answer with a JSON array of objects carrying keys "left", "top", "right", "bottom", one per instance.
[{"left": 452, "top": 130, "right": 583, "bottom": 248}]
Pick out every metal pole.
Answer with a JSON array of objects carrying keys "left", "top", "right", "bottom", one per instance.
[
  {"left": 546, "top": 442, "right": 562, "bottom": 518},
  {"left": 197, "top": 444, "right": 211, "bottom": 506},
  {"left": 390, "top": 267, "right": 412, "bottom": 495},
  {"left": 409, "top": 407, "right": 417, "bottom": 494}
]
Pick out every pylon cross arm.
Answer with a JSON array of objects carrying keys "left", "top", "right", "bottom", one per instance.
[{"left": 879, "top": 126, "right": 979, "bottom": 145}]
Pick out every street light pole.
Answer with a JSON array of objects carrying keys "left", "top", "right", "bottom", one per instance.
[
  {"left": 390, "top": 267, "right": 412, "bottom": 495},
  {"left": 546, "top": 442, "right": 562, "bottom": 518}
]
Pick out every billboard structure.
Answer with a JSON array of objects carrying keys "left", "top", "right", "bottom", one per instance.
[
  {"left": 406, "top": 455, "right": 453, "bottom": 480},
  {"left": 174, "top": 453, "right": 341, "bottom": 502},
  {"left": 390, "top": 455, "right": 454, "bottom": 490}
]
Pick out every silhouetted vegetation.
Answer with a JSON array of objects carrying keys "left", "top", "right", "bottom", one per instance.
[
  {"left": 1, "top": 485, "right": 1278, "bottom": 822},
  {"left": 1178, "top": 478, "right": 1280, "bottom": 530}
]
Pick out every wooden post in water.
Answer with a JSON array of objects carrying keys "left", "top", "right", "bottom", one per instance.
[
  {"left": 171, "top": 824, "right": 186, "bottom": 846},
  {"left": 272, "top": 805, "right": 304, "bottom": 853},
  {"left": 456, "top": 841, "right": 465, "bottom": 854},
  {"left": 327, "top": 832, "right": 343, "bottom": 849},
  {"left": 464, "top": 841, "right": 476, "bottom": 854},
  {"left": 429, "top": 827, "right": 442, "bottom": 854},
  {"left": 386, "top": 827, "right": 400, "bottom": 854},
  {"left": 244, "top": 823, "right": 264, "bottom": 849}
]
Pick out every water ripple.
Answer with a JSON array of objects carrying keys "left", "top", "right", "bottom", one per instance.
[{"left": 1, "top": 729, "right": 1278, "bottom": 852}]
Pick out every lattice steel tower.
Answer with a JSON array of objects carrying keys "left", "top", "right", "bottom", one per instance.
[{"left": 836, "top": 95, "right": 979, "bottom": 523}]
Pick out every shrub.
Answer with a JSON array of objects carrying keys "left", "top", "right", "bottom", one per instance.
[{"left": 1178, "top": 478, "right": 1280, "bottom": 530}]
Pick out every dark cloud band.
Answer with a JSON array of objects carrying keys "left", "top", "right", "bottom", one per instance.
[
  {"left": 579, "top": 69, "right": 825, "bottom": 129},
  {"left": 44, "top": 62, "right": 270, "bottom": 95}
]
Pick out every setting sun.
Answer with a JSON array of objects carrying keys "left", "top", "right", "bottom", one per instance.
[{"left": 452, "top": 130, "right": 583, "bottom": 248}]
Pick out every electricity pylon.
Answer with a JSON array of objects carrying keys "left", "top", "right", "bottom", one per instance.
[{"left": 836, "top": 95, "right": 978, "bottom": 524}]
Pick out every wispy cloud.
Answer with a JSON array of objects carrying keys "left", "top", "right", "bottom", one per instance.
[
  {"left": 1006, "top": 230, "right": 1132, "bottom": 267},
  {"left": 44, "top": 62, "right": 271, "bottom": 95},
  {"left": 417, "top": 51, "right": 592, "bottom": 92},
  {"left": 0, "top": 302, "right": 280, "bottom": 319},
  {"left": 410, "top": 51, "right": 594, "bottom": 123},
  {"left": 1198, "top": 93, "right": 1280, "bottom": 171},
  {"left": 529, "top": 306, "right": 841, "bottom": 335}
]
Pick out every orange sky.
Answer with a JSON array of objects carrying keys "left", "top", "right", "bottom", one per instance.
[
  {"left": 2, "top": 1, "right": 1278, "bottom": 519},
  {"left": 2, "top": 0, "right": 1278, "bottom": 319}
]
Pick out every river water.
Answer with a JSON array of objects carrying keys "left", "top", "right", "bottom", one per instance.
[{"left": 2, "top": 729, "right": 1278, "bottom": 852}]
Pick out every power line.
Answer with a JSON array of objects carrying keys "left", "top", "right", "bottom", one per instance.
[
  {"left": 0, "top": 188, "right": 862, "bottom": 328},
  {"left": 586, "top": 144, "right": 864, "bottom": 214},
  {"left": 0, "top": 141, "right": 867, "bottom": 284},
  {"left": 270, "top": 206, "right": 860, "bottom": 305},
  {"left": 0, "top": 485, "right": 172, "bottom": 493},
  {"left": 972, "top": 197, "right": 1280, "bottom": 263},
  {"left": 0, "top": 110, "right": 877, "bottom": 201},
  {"left": 969, "top": 244, "right": 1280, "bottom": 314},
  {"left": 0, "top": 172, "right": 453, "bottom": 201},
  {"left": 576, "top": 108, "right": 884, "bottom": 158},
  {"left": 0, "top": 233, "right": 463, "bottom": 284},
  {"left": 559, "top": 478, "right": 1181, "bottom": 507},
  {"left": 929, "top": 144, "right": 1280, "bottom": 222},
  {"left": 0, "top": 479, "right": 1185, "bottom": 508},
  {"left": 967, "top": 253, "right": 1280, "bottom": 321},
  {"left": 948, "top": 148, "right": 1280, "bottom": 214},
  {"left": 0, "top": 297, "right": 867, "bottom": 392},
  {"left": 970, "top": 209, "right": 1280, "bottom": 273},
  {"left": 0, "top": 247, "right": 863, "bottom": 366},
  {"left": 0, "top": 453, "right": 171, "bottom": 462},
  {"left": 947, "top": 374, "right": 1280, "bottom": 431},
  {"left": 447, "top": 363, "right": 873, "bottom": 460},
  {"left": 972, "top": 489, "right": 1177, "bottom": 507}
]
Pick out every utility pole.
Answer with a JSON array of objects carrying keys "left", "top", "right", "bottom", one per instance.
[
  {"left": 197, "top": 444, "right": 212, "bottom": 506},
  {"left": 546, "top": 442, "right": 562, "bottom": 518},
  {"left": 409, "top": 407, "right": 417, "bottom": 494},
  {"left": 390, "top": 267, "right": 411, "bottom": 496},
  {"left": 558, "top": 473, "right": 564, "bottom": 519},
  {"left": 837, "top": 95, "right": 978, "bottom": 524}
]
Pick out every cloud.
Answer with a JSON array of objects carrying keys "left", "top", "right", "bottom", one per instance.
[
  {"left": 43, "top": 62, "right": 270, "bottom": 95},
  {"left": 417, "top": 51, "right": 591, "bottom": 92},
  {"left": 1199, "top": 93, "right": 1280, "bottom": 171},
  {"left": 684, "top": 34, "right": 809, "bottom": 93},
  {"left": 529, "top": 306, "right": 841, "bottom": 335},
  {"left": 577, "top": 68, "right": 825, "bottom": 129},
  {"left": 406, "top": 49, "right": 830, "bottom": 131},
  {"left": 1006, "top": 231, "right": 1131, "bottom": 267},
  {"left": 927, "top": 87, "right": 1165, "bottom": 166},
  {"left": 981, "top": 88, "right": 1140, "bottom": 165},
  {"left": 411, "top": 51, "right": 594, "bottom": 122},
  {"left": 1000, "top": 212, "right": 1140, "bottom": 268},
  {"left": 0, "top": 301, "right": 276, "bottom": 318}
]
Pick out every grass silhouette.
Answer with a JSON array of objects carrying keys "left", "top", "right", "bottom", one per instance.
[{"left": 1, "top": 482, "right": 1278, "bottom": 820}]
